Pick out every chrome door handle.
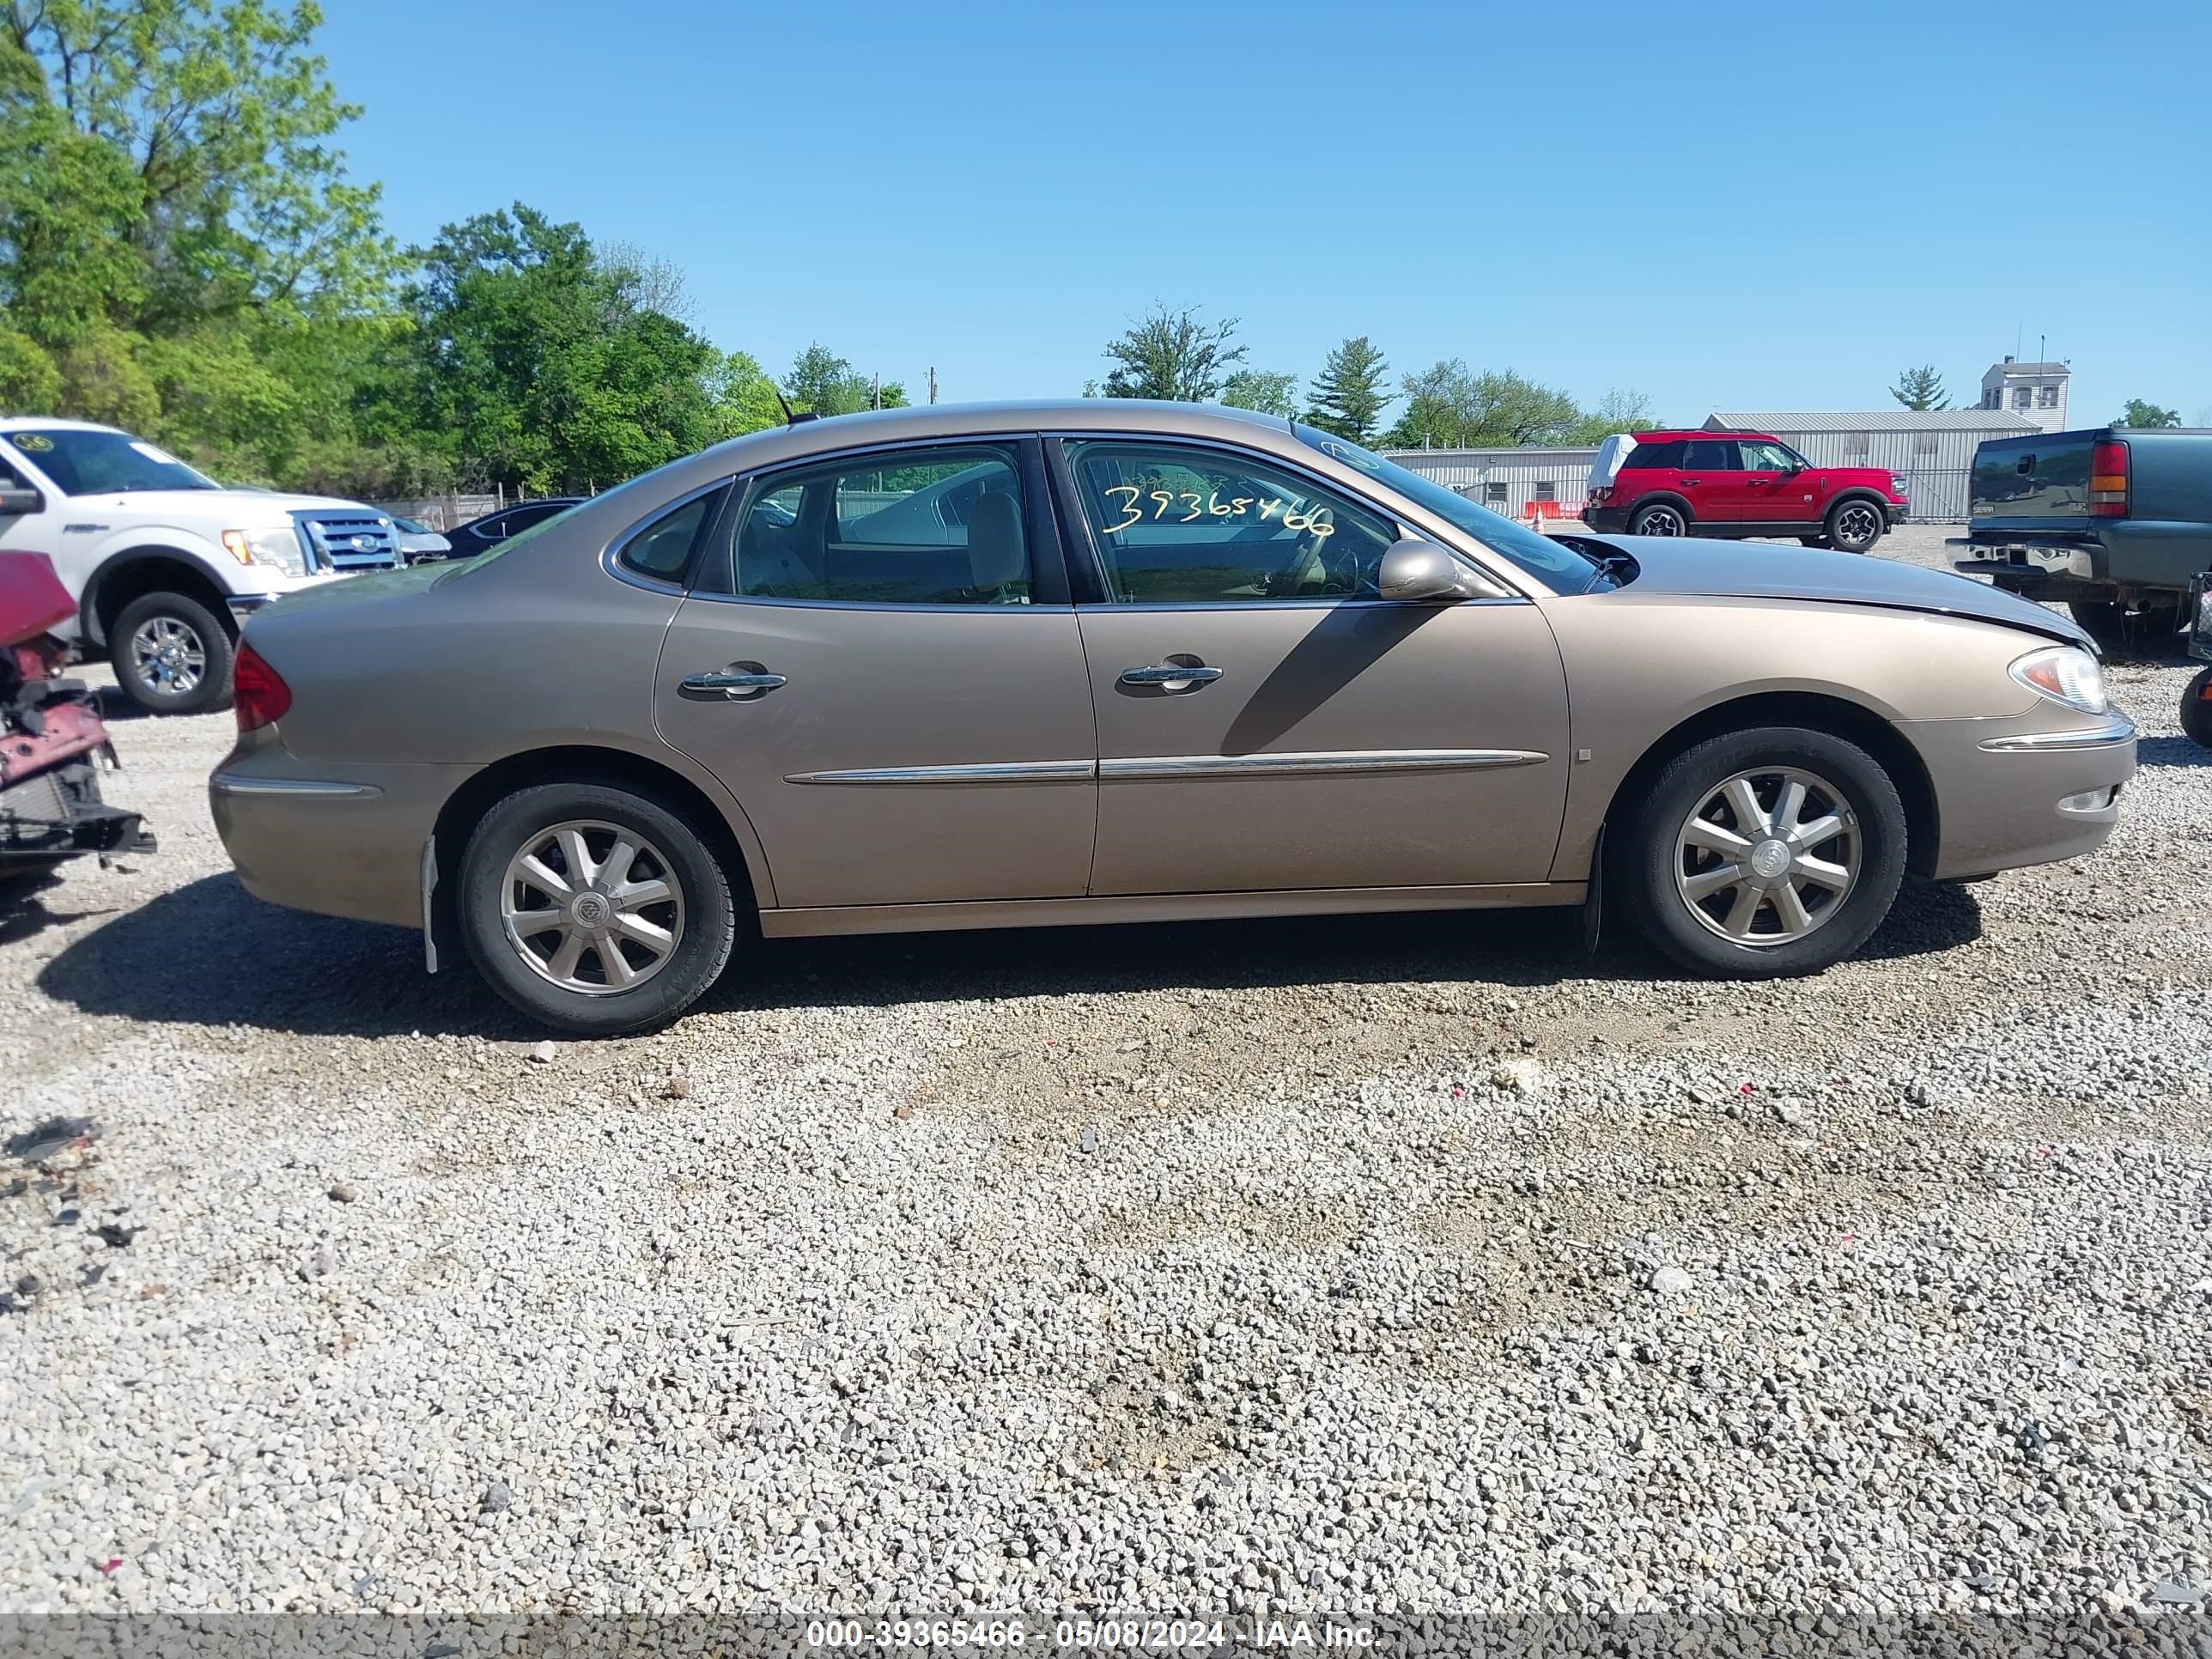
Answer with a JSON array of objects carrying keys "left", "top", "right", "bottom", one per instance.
[
  {"left": 1119, "top": 663, "right": 1223, "bottom": 688},
  {"left": 680, "top": 670, "right": 786, "bottom": 696}
]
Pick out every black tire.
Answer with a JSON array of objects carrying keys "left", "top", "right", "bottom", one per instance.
[
  {"left": 2183, "top": 667, "right": 2212, "bottom": 749},
  {"left": 1630, "top": 501, "right": 1690, "bottom": 538},
  {"left": 108, "top": 591, "right": 234, "bottom": 715},
  {"left": 1823, "top": 497, "right": 1886, "bottom": 554},
  {"left": 1617, "top": 726, "right": 1908, "bottom": 979},
  {"left": 459, "top": 781, "right": 737, "bottom": 1036},
  {"left": 1798, "top": 536, "right": 1828, "bottom": 548}
]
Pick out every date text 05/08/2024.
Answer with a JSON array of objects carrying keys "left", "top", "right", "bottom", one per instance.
[{"left": 805, "top": 1617, "right": 1376, "bottom": 1650}]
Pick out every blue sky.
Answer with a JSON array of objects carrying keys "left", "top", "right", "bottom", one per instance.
[{"left": 320, "top": 0, "right": 2209, "bottom": 428}]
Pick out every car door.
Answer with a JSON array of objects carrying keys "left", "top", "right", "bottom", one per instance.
[
  {"left": 1735, "top": 439, "right": 1805, "bottom": 529},
  {"left": 1678, "top": 438, "right": 1746, "bottom": 522},
  {"left": 653, "top": 438, "right": 1097, "bottom": 909},
  {"left": 1053, "top": 434, "right": 1571, "bottom": 896}
]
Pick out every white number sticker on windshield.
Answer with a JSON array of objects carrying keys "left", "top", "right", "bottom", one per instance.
[{"left": 1099, "top": 485, "right": 1333, "bottom": 538}]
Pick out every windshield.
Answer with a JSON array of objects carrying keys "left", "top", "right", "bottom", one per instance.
[
  {"left": 1293, "top": 424, "right": 1599, "bottom": 589},
  {"left": 3, "top": 428, "right": 218, "bottom": 495}
]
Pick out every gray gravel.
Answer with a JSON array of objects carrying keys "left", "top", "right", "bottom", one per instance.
[{"left": 3, "top": 556, "right": 2209, "bottom": 1621}]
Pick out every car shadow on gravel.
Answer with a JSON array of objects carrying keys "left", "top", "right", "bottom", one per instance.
[
  {"left": 35, "top": 872, "right": 1983, "bottom": 1037},
  {"left": 2136, "top": 735, "right": 2209, "bottom": 769},
  {"left": 35, "top": 872, "right": 525, "bottom": 1038}
]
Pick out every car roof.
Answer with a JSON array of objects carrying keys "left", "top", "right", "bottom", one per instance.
[{"left": 1632, "top": 428, "right": 1778, "bottom": 443}]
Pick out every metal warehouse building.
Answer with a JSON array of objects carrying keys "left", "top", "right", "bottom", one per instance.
[
  {"left": 1385, "top": 408, "right": 2040, "bottom": 524},
  {"left": 1702, "top": 410, "right": 2039, "bottom": 522},
  {"left": 1378, "top": 445, "right": 1600, "bottom": 520}
]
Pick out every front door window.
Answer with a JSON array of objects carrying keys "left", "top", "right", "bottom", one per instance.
[{"left": 1061, "top": 441, "right": 1396, "bottom": 605}]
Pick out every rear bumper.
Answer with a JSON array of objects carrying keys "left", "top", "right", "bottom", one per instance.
[
  {"left": 1900, "top": 708, "right": 2136, "bottom": 879},
  {"left": 1584, "top": 505, "right": 1630, "bottom": 533},
  {"left": 210, "top": 750, "right": 472, "bottom": 928}
]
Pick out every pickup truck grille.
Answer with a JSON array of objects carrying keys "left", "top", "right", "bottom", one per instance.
[{"left": 294, "top": 512, "right": 400, "bottom": 573}]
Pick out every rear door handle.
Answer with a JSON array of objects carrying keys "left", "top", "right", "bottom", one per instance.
[
  {"left": 1119, "top": 662, "right": 1223, "bottom": 689},
  {"left": 680, "top": 670, "right": 786, "bottom": 698}
]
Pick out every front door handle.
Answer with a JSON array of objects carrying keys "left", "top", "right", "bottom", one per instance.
[
  {"left": 680, "top": 669, "right": 786, "bottom": 699},
  {"left": 1119, "top": 662, "right": 1224, "bottom": 690}
]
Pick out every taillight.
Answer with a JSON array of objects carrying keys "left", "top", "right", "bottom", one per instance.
[
  {"left": 2090, "top": 439, "right": 2130, "bottom": 518},
  {"left": 1589, "top": 484, "right": 1613, "bottom": 503},
  {"left": 233, "top": 641, "right": 291, "bottom": 732}
]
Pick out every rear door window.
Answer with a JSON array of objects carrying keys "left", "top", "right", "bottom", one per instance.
[
  {"left": 720, "top": 445, "right": 1035, "bottom": 605},
  {"left": 1681, "top": 441, "right": 1741, "bottom": 471}
]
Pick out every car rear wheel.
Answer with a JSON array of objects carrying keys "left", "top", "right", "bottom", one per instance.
[
  {"left": 109, "top": 592, "right": 234, "bottom": 715},
  {"left": 1824, "top": 499, "right": 1886, "bottom": 554},
  {"left": 2183, "top": 667, "right": 2212, "bottom": 748},
  {"left": 459, "top": 781, "right": 736, "bottom": 1035},
  {"left": 1619, "top": 726, "right": 1907, "bottom": 978},
  {"left": 1631, "top": 501, "right": 1689, "bottom": 537}
]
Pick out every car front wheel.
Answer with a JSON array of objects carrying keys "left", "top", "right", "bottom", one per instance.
[
  {"left": 1825, "top": 499, "right": 1886, "bottom": 554},
  {"left": 459, "top": 781, "right": 737, "bottom": 1035},
  {"left": 1631, "top": 501, "right": 1689, "bottom": 537},
  {"left": 1620, "top": 726, "right": 1907, "bottom": 978},
  {"left": 110, "top": 592, "right": 234, "bottom": 714}
]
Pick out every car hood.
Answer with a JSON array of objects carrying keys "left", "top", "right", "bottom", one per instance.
[
  {"left": 1589, "top": 536, "right": 2091, "bottom": 647},
  {"left": 67, "top": 489, "right": 380, "bottom": 522}
]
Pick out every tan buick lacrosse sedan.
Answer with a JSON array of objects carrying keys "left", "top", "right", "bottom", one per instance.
[{"left": 210, "top": 402, "right": 2135, "bottom": 1033}]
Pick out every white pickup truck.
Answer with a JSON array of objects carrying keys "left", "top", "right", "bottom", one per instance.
[{"left": 0, "top": 416, "right": 401, "bottom": 714}]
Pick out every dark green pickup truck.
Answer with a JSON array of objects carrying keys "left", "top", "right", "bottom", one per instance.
[{"left": 1949, "top": 424, "right": 2210, "bottom": 641}]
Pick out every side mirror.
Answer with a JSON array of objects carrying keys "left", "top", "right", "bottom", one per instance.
[
  {"left": 0, "top": 485, "right": 45, "bottom": 516},
  {"left": 1376, "top": 537, "right": 1502, "bottom": 603}
]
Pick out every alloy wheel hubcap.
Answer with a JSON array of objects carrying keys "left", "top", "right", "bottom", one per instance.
[
  {"left": 131, "top": 617, "right": 206, "bottom": 694},
  {"left": 1674, "top": 767, "right": 1860, "bottom": 946},
  {"left": 1838, "top": 505, "right": 1879, "bottom": 544},
  {"left": 500, "top": 819, "right": 685, "bottom": 995},
  {"left": 1643, "top": 508, "right": 1683, "bottom": 535}
]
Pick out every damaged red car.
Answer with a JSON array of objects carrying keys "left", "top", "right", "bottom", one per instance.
[{"left": 1, "top": 551, "right": 154, "bottom": 887}]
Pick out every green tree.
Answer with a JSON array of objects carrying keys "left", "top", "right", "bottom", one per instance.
[
  {"left": 1099, "top": 305, "right": 1245, "bottom": 401},
  {"left": 1305, "top": 336, "right": 1390, "bottom": 442},
  {"left": 1888, "top": 365, "right": 1949, "bottom": 411},
  {"left": 781, "top": 343, "right": 907, "bottom": 416},
  {"left": 1219, "top": 368, "right": 1299, "bottom": 418},
  {"left": 1384, "top": 363, "right": 1582, "bottom": 449},
  {"left": 398, "top": 204, "right": 724, "bottom": 494},
  {"left": 1565, "top": 387, "right": 1659, "bottom": 445},
  {"left": 2117, "top": 398, "right": 2180, "bottom": 428},
  {"left": 0, "top": 0, "right": 393, "bottom": 337},
  {"left": 708, "top": 349, "right": 785, "bottom": 439}
]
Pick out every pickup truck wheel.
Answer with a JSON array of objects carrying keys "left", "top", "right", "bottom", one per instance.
[
  {"left": 109, "top": 592, "right": 234, "bottom": 715},
  {"left": 1631, "top": 501, "right": 1689, "bottom": 537},
  {"left": 1619, "top": 726, "right": 1907, "bottom": 979},
  {"left": 2182, "top": 668, "right": 2212, "bottom": 748},
  {"left": 459, "top": 781, "right": 737, "bottom": 1035},
  {"left": 1825, "top": 499, "right": 1885, "bottom": 554}
]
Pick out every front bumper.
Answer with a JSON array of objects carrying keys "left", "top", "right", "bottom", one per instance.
[{"left": 1900, "top": 708, "right": 2136, "bottom": 879}]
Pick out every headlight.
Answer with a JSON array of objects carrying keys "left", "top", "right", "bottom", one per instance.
[
  {"left": 2009, "top": 645, "right": 2108, "bottom": 714},
  {"left": 221, "top": 526, "right": 309, "bottom": 578},
  {"left": 1890, "top": 474, "right": 1909, "bottom": 495}
]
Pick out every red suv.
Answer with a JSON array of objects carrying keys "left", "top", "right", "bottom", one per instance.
[{"left": 1584, "top": 430, "right": 1907, "bottom": 553}]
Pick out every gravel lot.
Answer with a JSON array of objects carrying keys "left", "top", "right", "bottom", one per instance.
[{"left": 3, "top": 529, "right": 2209, "bottom": 1626}]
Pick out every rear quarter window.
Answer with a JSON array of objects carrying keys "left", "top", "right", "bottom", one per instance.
[{"left": 1623, "top": 440, "right": 1686, "bottom": 470}]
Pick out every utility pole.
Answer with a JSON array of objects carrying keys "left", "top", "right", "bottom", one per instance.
[
  {"left": 872, "top": 371, "right": 881, "bottom": 410},
  {"left": 928, "top": 366, "right": 938, "bottom": 405}
]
